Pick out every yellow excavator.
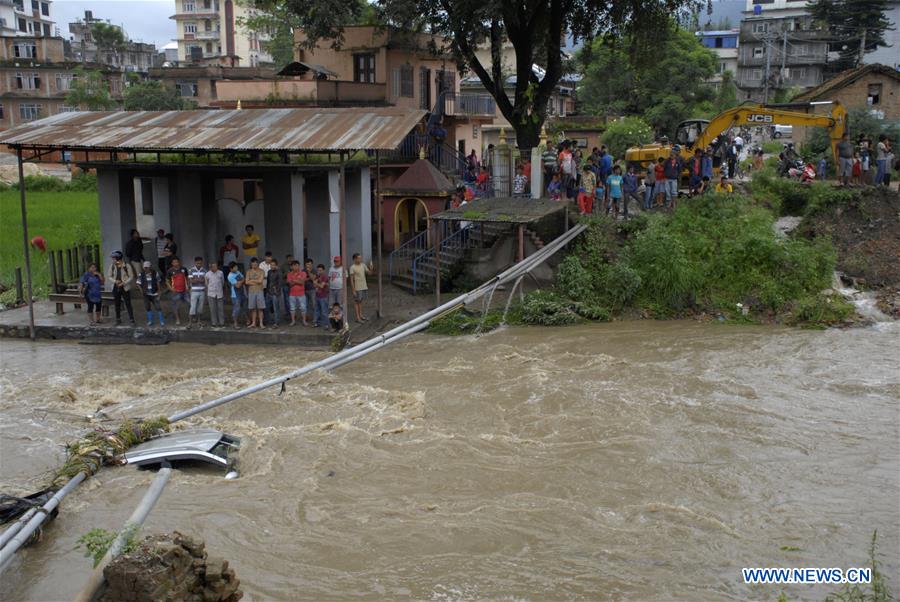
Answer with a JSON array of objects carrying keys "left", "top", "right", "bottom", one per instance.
[{"left": 624, "top": 101, "right": 847, "bottom": 173}]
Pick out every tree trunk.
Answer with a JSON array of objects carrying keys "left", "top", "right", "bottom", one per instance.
[{"left": 512, "top": 118, "right": 543, "bottom": 152}]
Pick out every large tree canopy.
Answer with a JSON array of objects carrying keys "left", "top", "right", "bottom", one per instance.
[
  {"left": 251, "top": 0, "right": 707, "bottom": 149},
  {"left": 809, "top": 0, "right": 893, "bottom": 71},
  {"left": 578, "top": 27, "right": 717, "bottom": 138},
  {"left": 65, "top": 69, "right": 117, "bottom": 111}
]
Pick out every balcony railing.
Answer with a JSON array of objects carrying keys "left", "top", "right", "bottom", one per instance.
[
  {"left": 195, "top": 30, "right": 220, "bottom": 40},
  {"left": 443, "top": 93, "right": 496, "bottom": 117}
]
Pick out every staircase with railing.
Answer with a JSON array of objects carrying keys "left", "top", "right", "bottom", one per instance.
[{"left": 390, "top": 221, "right": 522, "bottom": 294}]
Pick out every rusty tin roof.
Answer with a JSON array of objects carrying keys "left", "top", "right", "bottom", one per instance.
[{"left": 0, "top": 108, "right": 426, "bottom": 152}]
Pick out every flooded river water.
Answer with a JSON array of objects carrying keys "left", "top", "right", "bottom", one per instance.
[{"left": 1, "top": 321, "right": 898, "bottom": 601}]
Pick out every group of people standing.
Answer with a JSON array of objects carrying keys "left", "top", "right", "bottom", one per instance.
[
  {"left": 541, "top": 141, "right": 733, "bottom": 218},
  {"left": 79, "top": 224, "right": 374, "bottom": 332}
]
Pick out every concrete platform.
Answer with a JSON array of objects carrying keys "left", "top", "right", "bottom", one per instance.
[
  {"left": 0, "top": 282, "right": 435, "bottom": 348},
  {"left": 0, "top": 301, "right": 348, "bottom": 347}
]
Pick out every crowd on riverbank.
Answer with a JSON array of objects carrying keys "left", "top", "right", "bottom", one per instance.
[{"left": 78, "top": 225, "right": 374, "bottom": 331}]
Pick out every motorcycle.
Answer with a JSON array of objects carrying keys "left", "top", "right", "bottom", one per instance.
[{"left": 787, "top": 162, "right": 817, "bottom": 183}]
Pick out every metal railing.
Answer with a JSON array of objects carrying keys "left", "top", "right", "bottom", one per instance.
[
  {"left": 389, "top": 228, "right": 431, "bottom": 281},
  {"left": 444, "top": 92, "right": 496, "bottom": 117},
  {"left": 410, "top": 225, "right": 476, "bottom": 293}
]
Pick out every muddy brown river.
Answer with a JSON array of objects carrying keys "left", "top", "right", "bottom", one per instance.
[{"left": 1, "top": 322, "right": 898, "bottom": 601}]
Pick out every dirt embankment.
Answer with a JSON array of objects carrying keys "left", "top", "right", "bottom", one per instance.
[{"left": 797, "top": 187, "right": 900, "bottom": 317}]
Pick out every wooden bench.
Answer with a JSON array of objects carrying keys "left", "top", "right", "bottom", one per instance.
[{"left": 49, "top": 292, "right": 113, "bottom": 317}]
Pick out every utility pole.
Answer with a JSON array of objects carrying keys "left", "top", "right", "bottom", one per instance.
[
  {"left": 780, "top": 27, "right": 788, "bottom": 86},
  {"left": 857, "top": 28, "right": 867, "bottom": 66},
  {"left": 763, "top": 32, "right": 774, "bottom": 104}
]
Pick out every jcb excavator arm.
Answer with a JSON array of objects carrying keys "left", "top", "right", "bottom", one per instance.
[{"left": 696, "top": 102, "right": 848, "bottom": 164}]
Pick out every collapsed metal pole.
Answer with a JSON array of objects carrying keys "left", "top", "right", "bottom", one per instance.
[
  {"left": 17, "top": 147, "right": 35, "bottom": 340},
  {"left": 167, "top": 223, "right": 587, "bottom": 424},
  {"left": 0, "top": 508, "right": 37, "bottom": 549},
  {"left": 72, "top": 467, "right": 172, "bottom": 602},
  {"left": 0, "top": 472, "right": 87, "bottom": 573}
]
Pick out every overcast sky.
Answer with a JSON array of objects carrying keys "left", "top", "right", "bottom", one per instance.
[{"left": 52, "top": 0, "right": 175, "bottom": 48}]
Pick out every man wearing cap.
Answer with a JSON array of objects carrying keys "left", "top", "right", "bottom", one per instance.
[
  {"left": 137, "top": 260, "right": 165, "bottom": 326},
  {"left": 107, "top": 251, "right": 135, "bottom": 326},
  {"left": 327, "top": 256, "right": 346, "bottom": 309}
]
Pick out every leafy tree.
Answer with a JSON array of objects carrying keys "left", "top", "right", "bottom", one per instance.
[
  {"left": 251, "top": 0, "right": 707, "bottom": 149},
  {"left": 91, "top": 22, "right": 127, "bottom": 66},
  {"left": 808, "top": 0, "right": 894, "bottom": 70},
  {"left": 578, "top": 26, "right": 717, "bottom": 138},
  {"left": 123, "top": 80, "right": 195, "bottom": 111},
  {"left": 714, "top": 70, "right": 738, "bottom": 112},
  {"left": 601, "top": 116, "right": 654, "bottom": 159},
  {"left": 65, "top": 69, "right": 117, "bottom": 110}
]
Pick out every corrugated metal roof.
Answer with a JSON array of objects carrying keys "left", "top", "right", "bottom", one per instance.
[{"left": 0, "top": 108, "right": 427, "bottom": 152}]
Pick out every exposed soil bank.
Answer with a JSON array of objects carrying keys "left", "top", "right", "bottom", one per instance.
[{"left": 797, "top": 187, "right": 900, "bottom": 318}]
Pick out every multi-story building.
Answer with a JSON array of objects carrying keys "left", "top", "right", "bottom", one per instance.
[
  {"left": 696, "top": 29, "right": 739, "bottom": 87},
  {"left": 0, "top": 0, "right": 55, "bottom": 39},
  {"left": 67, "top": 10, "right": 156, "bottom": 76},
  {"left": 736, "top": 0, "right": 829, "bottom": 102},
  {"left": 170, "top": 0, "right": 271, "bottom": 67},
  {"left": 148, "top": 64, "right": 274, "bottom": 107},
  {"left": 0, "top": 35, "right": 122, "bottom": 129}
]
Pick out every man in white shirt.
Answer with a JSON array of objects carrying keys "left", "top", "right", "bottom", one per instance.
[{"left": 205, "top": 261, "right": 226, "bottom": 327}]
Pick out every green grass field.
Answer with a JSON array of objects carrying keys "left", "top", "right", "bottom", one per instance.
[{"left": 0, "top": 189, "right": 100, "bottom": 303}]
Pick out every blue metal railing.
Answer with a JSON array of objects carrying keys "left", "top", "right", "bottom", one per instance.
[
  {"left": 389, "top": 228, "right": 430, "bottom": 281},
  {"left": 410, "top": 225, "right": 477, "bottom": 293}
]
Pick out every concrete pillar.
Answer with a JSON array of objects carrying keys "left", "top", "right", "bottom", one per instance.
[
  {"left": 345, "top": 166, "right": 372, "bottom": 262},
  {"left": 151, "top": 177, "right": 172, "bottom": 232},
  {"left": 291, "top": 173, "right": 305, "bottom": 261},
  {"left": 201, "top": 176, "right": 217, "bottom": 264},
  {"left": 327, "top": 169, "right": 341, "bottom": 260},
  {"left": 305, "top": 176, "right": 330, "bottom": 266},
  {"left": 171, "top": 172, "right": 203, "bottom": 263},
  {"left": 263, "top": 172, "right": 293, "bottom": 260},
  {"left": 97, "top": 169, "right": 136, "bottom": 266},
  {"left": 531, "top": 147, "right": 543, "bottom": 199}
]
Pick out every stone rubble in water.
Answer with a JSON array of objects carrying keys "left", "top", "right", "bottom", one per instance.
[{"left": 99, "top": 531, "right": 242, "bottom": 602}]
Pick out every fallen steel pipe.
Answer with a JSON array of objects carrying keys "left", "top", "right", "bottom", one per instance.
[
  {"left": 0, "top": 472, "right": 87, "bottom": 573},
  {"left": 73, "top": 467, "right": 172, "bottom": 602}
]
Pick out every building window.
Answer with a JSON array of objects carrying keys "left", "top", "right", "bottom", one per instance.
[
  {"left": 753, "top": 46, "right": 764, "bottom": 58},
  {"left": 353, "top": 53, "right": 375, "bottom": 83},
  {"left": 184, "top": 22, "right": 197, "bottom": 33},
  {"left": 58, "top": 104, "right": 77, "bottom": 113},
  {"left": 868, "top": 83, "right": 882, "bottom": 105},
  {"left": 109, "top": 78, "right": 122, "bottom": 93},
  {"left": 750, "top": 69, "right": 762, "bottom": 80},
  {"left": 19, "top": 103, "right": 41, "bottom": 121},
  {"left": 793, "top": 44, "right": 809, "bottom": 56},
  {"left": 31, "top": 0, "right": 37, "bottom": 9},
  {"left": 55, "top": 73, "right": 76, "bottom": 91},
  {"left": 714, "top": 37, "right": 723, "bottom": 48},
  {"left": 14, "top": 42, "right": 37, "bottom": 58},
  {"left": 176, "top": 80, "right": 198, "bottom": 97},
  {"left": 391, "top": 64, "right": 413, "bottom": 97},
  {"left": 183, "top": 0, "right": 194, "bottom": 11},
  {"left": 719, "top": 62, "right": 727, "bottom": 73},
  {"left": 40, "top": 1, "right": 48, "bottom": 15},
  {"left": 13, "top": 0, "right": 23, "bottom": 10},
  {"left": 42, "top": 22, "right": 49, "bottom": 36},
  {"left": 18, "top": 17, "right": 26, "bottom": 32},
  {"left": 15, "top": 72, "right": 40, "bottom": 89},
  {"left": 751, "top": 22, "right": 768, "bottom": 34}
]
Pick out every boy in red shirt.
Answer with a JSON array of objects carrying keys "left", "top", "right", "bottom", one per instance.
[
  {"left": 166, "top": 257, "right": 190, "bottom": 326},
  {"left": 286, "top": 260, "right": 309, "bottom": 326}
]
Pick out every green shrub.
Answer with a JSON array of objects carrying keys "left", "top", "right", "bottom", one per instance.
[
  {"left": 572, "top": 302, "right": 611, "bottom": 321},
  {"left": 14, "top": 174, "right": 67, "bottom": 191},
  {"left": 601, "top": 116, "right": 654, "bottom": 161},
  {"left": 520, "top": 290, "right": 580, "bottom": 325},
  {"left": 555, "top": 255, "right": 594, "bottom": 302},
  {"left": 68, "top": 171, "right": 98, "bottom": 192},
  {"left": 786, "top": 293, "right": 853, "bottom": 326},
  {"left": 598, "top": 262, "right": 642, "bottom": 309},
  {"left": 622, "top": 215, "right": 700, "bottom": 309}
]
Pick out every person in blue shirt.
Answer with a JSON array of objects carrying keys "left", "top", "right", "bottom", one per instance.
[
  {"left": 79, "top": 262, "right": 105, "bottom": 325},
  {"left": 701, "top": 147, "right": 714, "bottom": 180},
  {"left": 606, "top": 165, "right": 624, "bottom": 218},
  {"left": 227, "top": 261, "right": 246, "bottom": 329},
  {"left": 598, "top": 146, "right": 614, "bottom": 182},
  {"left": 547, "top": 172, "right": 562, "bottom": 201},
  {"left": 622, "top": 165, "right": 640, "bottom": 219}
]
